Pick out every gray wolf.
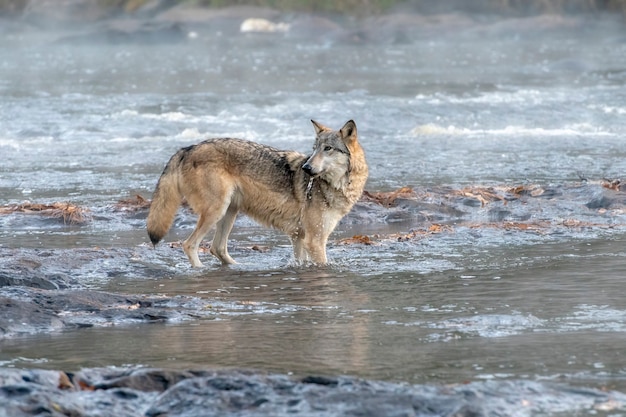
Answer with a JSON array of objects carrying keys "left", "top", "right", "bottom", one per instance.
[{"left": 147, "top": 120, "right": 368, "bottom": 267}]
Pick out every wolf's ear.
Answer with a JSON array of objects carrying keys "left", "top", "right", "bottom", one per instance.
[
  {"left": 311, "top": 120, "right": 329, "bottom": 135},
  {"left": 340, "top": 120, "right": 357, "bottom": 142}
]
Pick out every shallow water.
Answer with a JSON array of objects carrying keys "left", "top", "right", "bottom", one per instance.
[
  {"left": 2, "top": 236, "right": 625, "bottom": 392},
  {"left": 1, "top": 12, "right": 626, "bottom": 412}
]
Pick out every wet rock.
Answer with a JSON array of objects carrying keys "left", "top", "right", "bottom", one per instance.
[
  {"left": 342, "top": 201, "right": 389, "bottom": 224},
  {"left": 461, "top": 197, "right": 483, "bottom": 207},
  {"left": 397, "top": 199, "right": 466, "bottom": 220},
  {"left": 0, "top": 255, "right": 74, "bottom": 290},
  {"left": 0, "top": 294, "right": 64, "bottom": 337},
  {"left": 0, "top": 272, "right": 60, "bottom": 290},
  {"left": 0, "top": 286, "right": 202, "bottom": 339},
  {"left": 586, "top": 195, "right": 615, "bottom": 210},
  {"left": 0, "top": 367, "right": 624, "bottom": 417},
  {"left": 0, "top": 369, "right": 158, "bottom": 417},
  {"left": 145, "top": 372, "right": 477, "bottom": 417}
]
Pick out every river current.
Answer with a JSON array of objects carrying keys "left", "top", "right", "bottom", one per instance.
[{"left": 1, "top": 11, "right": 625, "bottom": 415}]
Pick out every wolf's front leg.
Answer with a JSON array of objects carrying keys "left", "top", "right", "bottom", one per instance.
[
  {"left": 303, "top": 237, "right": 328, "bottom": 264},
  {"left": 291, "top": 234, "right": 311, "bottom": 264}
]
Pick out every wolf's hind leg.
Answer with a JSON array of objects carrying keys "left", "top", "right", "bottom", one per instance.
[
  {"left": 183, "top": 211, "right": 222, "bottom": 268},
  {"left": 210, "top": 203, "right": 238, "bottom": 265}
]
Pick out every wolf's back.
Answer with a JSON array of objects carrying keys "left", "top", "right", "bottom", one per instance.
[{"left": 147, "top": 153, "right": 184, "bottom": 246}]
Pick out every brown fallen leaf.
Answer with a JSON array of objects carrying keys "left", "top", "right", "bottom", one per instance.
[
  {"left": 78, "top": 379, "right": 95, "bottom": 391},
  {"left": 504, "top": 222, "right": 534, "bottom": 230},
  {"left": 455, "top": 187, "right": 506, "bottom": 206},
  {"left": 507, "top": 184, "right": 544, "bottom": 197},
  {"left": 362, "top": 186, "right": 416, "bottom": 207},
  {"left": 602, "top": 178, "right": 622, "bottom": 191},
  {"left": 428, "top": 224, "right": 452, "bottom": 233},
  {"left": 501, "top": 222, "right": 551, "bottom": 231},
  {"left": 389, "top": 224, "right": 453, "bottom": 242},
  {"left": 0, "top": 201, "right": 90, "bottom": 224},
  {"left": 115, "top": 194, "right": 151, "bottom": 212},
  {"left": 338, "top": 234, "right": 376, "bottom": 245},
  {"left": 508, "top": 185, "right": 527, "bottom": 195},
  {"left": 393, "top": 230, "right": 425, "bottom": 241}
]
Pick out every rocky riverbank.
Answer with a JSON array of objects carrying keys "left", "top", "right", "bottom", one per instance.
[{"left": 1, "top": 365, "right": 624, "bottom": 416}]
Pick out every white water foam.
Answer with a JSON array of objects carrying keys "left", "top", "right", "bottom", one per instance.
[
  {"left": 411, "top": 123, "right": 614, "bottom": 138},
  {"left": 553, "top": 304, "right": 626, "bottom": 333}
]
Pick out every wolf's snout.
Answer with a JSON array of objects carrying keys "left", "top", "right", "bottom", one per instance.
[{"left": 302, "top": 162, "right": 315, "bottom": 176}]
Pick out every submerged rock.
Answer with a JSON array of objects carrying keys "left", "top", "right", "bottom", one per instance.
[{"left": 0, "top": 286, "right": 197, "bottom": 338}]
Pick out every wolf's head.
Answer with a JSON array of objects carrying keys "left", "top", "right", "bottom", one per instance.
[{"left": 302, "top": 120, "right": 357, "bottom": 188}]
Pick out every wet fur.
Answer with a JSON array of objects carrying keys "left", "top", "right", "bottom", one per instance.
[{"left": 147, "top": 120, "right": 368, "bottom": 267}]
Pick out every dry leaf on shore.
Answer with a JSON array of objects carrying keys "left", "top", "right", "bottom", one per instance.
[
  {"left": 0, "top": 202, "right": 90, "bottom": 224},
  {"left": 115, "top": 194, "right": 151, "bottom": 212}
]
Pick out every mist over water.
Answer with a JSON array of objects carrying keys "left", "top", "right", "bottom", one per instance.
[{"left": 1, "top": 5, "right": 626, "bottom": 415}]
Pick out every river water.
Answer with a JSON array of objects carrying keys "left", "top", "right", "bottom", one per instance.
[{"left": 1, "top": 11, "right": 626, "bottom": 414}]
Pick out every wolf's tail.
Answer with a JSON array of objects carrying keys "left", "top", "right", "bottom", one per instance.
[{"left": 147, "top": 156, "right": 183, "bottom": 246}]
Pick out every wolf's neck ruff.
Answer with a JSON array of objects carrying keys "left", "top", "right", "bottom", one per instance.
[{"left": 306, "top": 178, "right": 314, "bottom": 200}]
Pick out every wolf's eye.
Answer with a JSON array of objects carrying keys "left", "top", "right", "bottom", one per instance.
[{"left": 324, "top": 146, "right": 332, "bottom": 152}]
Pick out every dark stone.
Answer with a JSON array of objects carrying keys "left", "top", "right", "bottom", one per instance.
[
  {"left": 0, "top": 294, "right": 63, "bottom": 338},
  {"left": 0, "top": 287, "right": 213, "bottom": 339},
  {"left": 301, "top": 375, "right": 339, "bottom": 386},
  {"left": 1, "top": 385, "right": 32, "bottom": 396},
  {"left": 112, "top": 389, "right": 140, "bottom": 400},
  {"left": 0, "top": 272, "right": 63, "bottom": 290},
  {"left": 462, "top": 197, "right": 483, "bottom": 207},
  {"left": 488, "top": 208, "right": 512, "bottom": 222},
  {"left": 586, "top": 196, "right": 614, "bottom": 209}
]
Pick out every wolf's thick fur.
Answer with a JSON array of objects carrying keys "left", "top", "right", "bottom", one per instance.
[{"left": 147, "top": 120, "right": 368, "bottom": 267}]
